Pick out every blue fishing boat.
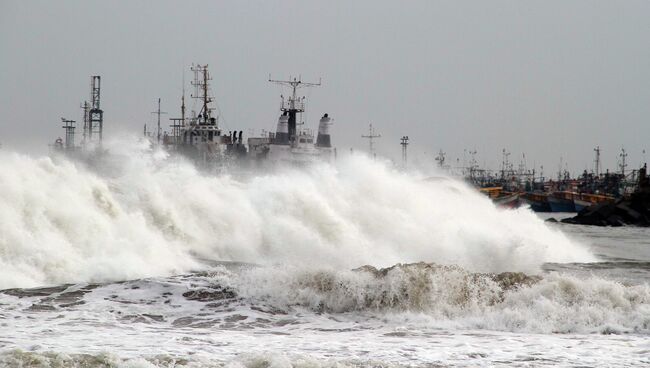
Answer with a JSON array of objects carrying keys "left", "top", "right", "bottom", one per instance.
[
  {"left": 521, "top": 192, "right": 552, "bottom": 212},
  {"left": 548, "top": 191, "right": 576, "bottom": 212}
]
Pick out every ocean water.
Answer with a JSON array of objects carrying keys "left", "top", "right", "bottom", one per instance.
[{"left": 0, "top": 141, "right": 648, "bottom": 367}]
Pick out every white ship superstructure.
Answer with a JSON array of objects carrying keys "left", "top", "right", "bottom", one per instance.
[
  {"left": 53, "top": 66, "right": 335, "bottom": 169},
  {"left": 247, "top": 77, "right": 334, "bottom": 166}
]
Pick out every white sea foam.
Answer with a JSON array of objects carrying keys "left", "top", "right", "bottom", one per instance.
[
  {"left": 218, "top": 263, "right": 650, "bottom": 334},
  {"left": 0, "top": 137, "right": 594, "bottom": 289}
]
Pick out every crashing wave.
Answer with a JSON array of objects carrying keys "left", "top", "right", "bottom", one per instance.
[
  {"left": 219, "top": 262, "right": 650, "bottom": 334},
  {"left": 0, "top": 138, "right": 592, "bottom": 289}
]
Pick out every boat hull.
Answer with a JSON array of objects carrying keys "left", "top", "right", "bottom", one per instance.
[
  {"left": 494, "top": 193, "right": 520, "bottom": 208},
  {"left": 573, "top": 199, "right": 591, "bottom": 212},
  {"left": 548, "top": 195, "right": 576, "bottom": 212},
  {"left": 521, "top": 193, "right": 552, "bottom": 212}
]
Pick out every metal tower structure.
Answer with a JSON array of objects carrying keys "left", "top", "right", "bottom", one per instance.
[
  {"left": 151, "top": 98, "right": 167, "bottom": 144},
  {"left": 268, "top": 75, "right": 321, "bottom": 142},
  {"left": 361, "top": 123, "right": 381, "bottom": 158},
  {"left": 87, "top": 76, "right": 104, "bottom": 143},
  {"left": 61, "top": 118, "right": 76, "bottom": 150},
  {"left": 400, "top": 136, "right": 409, "bottom": 168}
]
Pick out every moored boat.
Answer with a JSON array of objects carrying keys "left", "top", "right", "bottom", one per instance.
[
  {"left": 493, "top": 192, "right": 520, "bottom": 208},
  {"left": 478, "top": 187, "right": 520, "bottom": 208},
  {"left": 548, "top": 191, "right": 577, "bottom": 212},
  {"left": 573, "top": 198, "right": 591, "bottom": 213},
  {"left": 573, "top": 193, "right": 616, "bottom": 212},
  {"left": 521, "top": 192, "right": 552, "bottom": 212}
]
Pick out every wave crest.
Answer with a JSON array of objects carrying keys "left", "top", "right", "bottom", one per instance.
[
  {"left": 223, "top": 263, "right": 650, "bottom": 333},
  {"left": 0, "top": 139, "right": 593, "bottom": 289}
]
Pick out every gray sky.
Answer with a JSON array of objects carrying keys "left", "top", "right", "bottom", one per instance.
[{"left": 1, "top": 0, "right": 649, "bottom": 175}]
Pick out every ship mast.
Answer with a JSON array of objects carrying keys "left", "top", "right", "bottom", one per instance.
[
  {"left": 268, "top": 75, "right": 321, "bottom": 142},
  {"left": 594, "top": 146, "right": 601, "bottom": 177},
  {"left": 191, "top": 64, "right": 215, "bottom": 125},
  {"left": 151, "top": 98, "right": 167, "bottom": 144},
  {"left": 400, "top": 136, "right": 409, "bottom": 169},
  {"left": 361, "top": 123, "right": 381, "bottom": 159},
  {"left": 620, "top": 148, "right": 628, "bottom": 176}
]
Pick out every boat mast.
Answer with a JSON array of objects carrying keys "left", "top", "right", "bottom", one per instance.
[
  {"left": 268, "top": 75, "right": 321, "bottom": 142},
  {"left": 620, "top": 148, "right": 628, "bottom": 176},
  {"left": 400, "top": 136, "right": 409, "bottom": 169},
  {"left": 361, "top": 123, "right": 381, "bottom": 159},
  {"left": 191, "top": 64, "right": 215, "bottom": 125},
  {"left": 151, "top": 98, "right": 167, "bottom": 144},
  {"left": 594, "top": 146, "right": 601, "bottom": 177}
]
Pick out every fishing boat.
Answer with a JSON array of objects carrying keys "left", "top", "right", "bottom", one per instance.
[
  {"left": 479, "top": 187, "right": 520, "bottom": 208},
  {"left": 548, "top": 191, "right": 577, "bottom": 212},
  {"left": 520, "top": 192, "right": 552, "bottom": 212},
  {"left": 573, "top": 193, "right": 616, "bottom": 212},
  {"left": 493, "top": 192, "right": 520, "bottom": 208}
]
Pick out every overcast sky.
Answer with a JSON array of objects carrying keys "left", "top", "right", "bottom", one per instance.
[{"left": 1, "top": 0, "right": 649, "bottom": 175}]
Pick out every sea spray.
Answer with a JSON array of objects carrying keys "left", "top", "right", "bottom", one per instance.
[
  {"left": 0, "top": 137, "right": 594, "bottom": 289},
  {"left": 213, "top": 262, "right": 650, "bottom": 334}
]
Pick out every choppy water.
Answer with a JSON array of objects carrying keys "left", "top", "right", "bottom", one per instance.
[{"left": 0, "top": 141, "right": 648, "bottom": 367}]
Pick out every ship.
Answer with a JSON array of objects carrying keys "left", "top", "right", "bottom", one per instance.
[
  {"left": 547, "top": 191, "right": 577, "bottom": 212},
  {"left": 573, "top": 193, "right": 616, "bottom": 212},
  {"left": 158, "top": 65, "right": 334, "bottom": 169},
  {"left": 478, "top": 187, "right": 521, "bottom": 208},
  {"left": 245, "top": 76, "right": 334, "bottom": 166},
  {"left": 520, "top": 192, "right": 552, "bottom": 212},
  {"left": 53, "top": 66, "right": 335, "bottom": 170}
]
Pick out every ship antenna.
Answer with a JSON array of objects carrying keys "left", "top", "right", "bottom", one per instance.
[
  {"left": 361, "top": 123, "right": 381, "bottom": 159},
  {"left": 181, "top": 71, "right": 186, "bottom": 125},
  {"left": 151, "top": 98, "right": 167, "bottom": 145}
]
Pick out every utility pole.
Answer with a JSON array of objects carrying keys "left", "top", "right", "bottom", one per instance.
[
  {"left": 400, "top": 136, "right": 409, "bottom": 169},
  {"left": 151, "top": 98, "right": 167, "bottom": 144},
  {"left": 361, "top": 123, "right": 381, "bottom": 159}
]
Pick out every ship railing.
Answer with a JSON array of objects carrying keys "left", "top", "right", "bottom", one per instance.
[{"left": 281, "top": 101, "right": 305, "bottom": 111}]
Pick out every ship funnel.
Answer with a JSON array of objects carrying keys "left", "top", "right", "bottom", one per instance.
[
  {"left": 316, "top": 113, "right": 332, "bottom": 148},
  {"left": 275, "top": 112, "right": 289, "bottom": 145}
]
